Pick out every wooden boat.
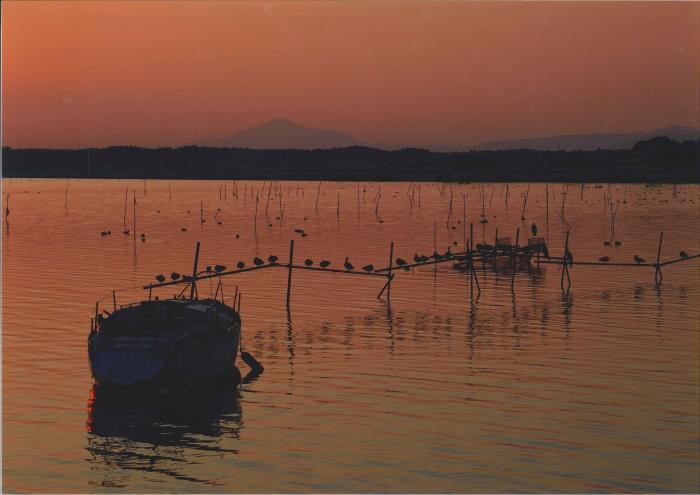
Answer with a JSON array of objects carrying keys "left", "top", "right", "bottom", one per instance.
[
  {"left": 87, "top": 242, "right": 261, "bottom": 389},
  {"left": 88, "top": 297, "right": 241, "bottom": 388}
]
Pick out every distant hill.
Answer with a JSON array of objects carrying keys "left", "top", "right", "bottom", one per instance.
[
  {"left": 4, "top": 137, "right": 698, "bottom": 182},
  {"left": 468, "top": 125, "right": 700, "bottom": 152},
  {"left": 196, "top": 118, "right": 363, "bottom": 149}
]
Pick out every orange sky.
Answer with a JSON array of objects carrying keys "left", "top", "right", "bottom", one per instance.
[{"left": 2, "top": 1, "right": 699, "bottom": 148}]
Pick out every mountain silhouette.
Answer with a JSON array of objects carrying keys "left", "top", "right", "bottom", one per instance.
[
  {"left": 467, "top": 125, "right": 700, "bottom": 152},
  {"left": 196, "top": 118, "right": 363, "bottom": 149}
]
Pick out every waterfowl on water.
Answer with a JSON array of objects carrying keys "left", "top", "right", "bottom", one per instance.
[
  {"left": 304, "top": 259, "right": 314, "bottom": 267},
  {"left": 344, "top": 257, "right": 354, "bottom": 271},
  {"left": 599, "top": 256, "right": 610, "bottom": 263},
  {"left": 253, "top": 257, "right": 264, "bottom": 266},
  {"left": 319, "top": 260, "right": 331, "bottom": 269}
]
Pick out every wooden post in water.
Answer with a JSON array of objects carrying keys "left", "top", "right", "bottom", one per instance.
[
  {"left": 286, "top": 239, "right": 294, "bottom": 309},
  {"left": 190, "top": 241, "right": 201, "bottom": 300},
  {"left": 511, "top": 227, "right": 520, "bottom": 290},
  {"left": 315, "top": 182, "right": 322, "bottom": 211},
  {"left": 112, "top": 290, "right": 117, "bottom": 311},
  {"left": 655, "top": 232, "right": 664, "bottom": 285},
  {"left": 560, "top": 231, "right": 570, "bottom": 290},
  {"left": 4, "top": 192, "right": 9, "bottom": 224},
  {"left": 387, "top": 241, "right": 394, "bottom": 301},
  {"left": 133, "top": 191, "right": 137, "bottom": 238}
]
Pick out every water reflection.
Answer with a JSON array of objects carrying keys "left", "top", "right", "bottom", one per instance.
[{"left": 85, "top": 377, "right": 243, "bottom": 488}]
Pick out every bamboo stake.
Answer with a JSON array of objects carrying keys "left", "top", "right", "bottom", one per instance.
[{"left": 286, "top": 239, "right": 294, "bottom": 309}]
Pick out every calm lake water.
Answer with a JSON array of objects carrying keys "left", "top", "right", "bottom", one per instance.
[{"left": 2, "top": 179, "right": 699, "bottom": 493}]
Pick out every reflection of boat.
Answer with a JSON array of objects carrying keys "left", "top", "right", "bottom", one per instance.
[
  {"left": 89, "top": 298, "right": 241, "bottom": 388},
  {"left": 86, "top": 380, "right": 243, "bottom": 487}
]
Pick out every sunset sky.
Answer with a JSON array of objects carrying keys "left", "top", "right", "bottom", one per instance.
[{"left": 2, "top": 1, "right": 699, "bottom": 149}]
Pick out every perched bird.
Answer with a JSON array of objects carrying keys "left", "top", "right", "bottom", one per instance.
[
  {"left": 214, "top": 264, "right": 226, "bottom": 273},
  {"left": 362, "top": 264, "right": 374, "bottom": 273},
  {"left": 344, "top": 257, "right": 354, "bottom": 271},
  {"left": 183, "top": 275, "right": 193, "bottom": 282},
  {"left": 443, "top": 247, "right": 453, "bottom": 259},
  {"left": 680, "top": 251, "right": 689, "bottom": 258},
  {"left": 565, "top": 248, "right": 573, "bottom": 267},
  {"left": 634, "top": 255, "right": 645, "bottom": 264},
  {"left": 615, "top": 241, "right": 622, "bottom": 246},
  {"left": 603, "top": 241, "right": 611, "bottom": 246},
  {"left": 170, "top": 272, "right": 181, "bottom": 280},
  {"left": 319, "top": 260, "right": 331, "bottom": 269},
  {"left": 414, "top": 254, "right": 422, "bottom": 263},
  {"left": 253, "top": 257, "right": 264, "bottom": 266},
  {"left": 304, "top": 258, "right": 314, "bottom": 267},
  {"left": 100, "top": 231, "right": 108, "bottom": 236},
  {"left": 432, "top": 251, "right": 442, "bottom": 260},
  {"left": 531, "top": 222, "right": 538, "bottom": 236},
  {"left": 123, "top": 230, "right": 130, "bottom": 235},
  {"left": 237, "top": 261, "right": 245, "bottom": 269},
  {"left": 268, "top": 255, "right": 278, "bottom": 264},
  {"left": 155, "top": 274, "right": 165, "bottom": 283},
  {"left": 479, "top": 218, "right": 488, "bottom": 224},
  {"left": 396, "top": 258, "right": 407, "bottom": 267},
  {"left": 599, "top": 256, "right": 610, "bottom": 263}
]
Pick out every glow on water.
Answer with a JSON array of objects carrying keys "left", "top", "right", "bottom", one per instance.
[{"left": 2, "top": 179, "right": 699, "bottom": 492}]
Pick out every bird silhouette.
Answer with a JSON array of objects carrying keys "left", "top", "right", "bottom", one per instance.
[
  {"left": 123, "top": 230, "right": 130, "bottom": 235},
  {"left": 396, "top": 258, "right": 407, "bottom": 267},
  {"left": 170, "top": 272, "right": 181, "bottom": 280},
  {"left": 603, "top": 241, "right": 611, "bottom": 246},
  {"left": 414, "top": 254, "right": 421, "bottom": 263},
  {"left": 294, "top": 229, "right": 304, "bottom": 234},
  {"left": 155, "top": 274, "right": 165, "bottom": 283},
  {"left": 214, "top": 264, "right": 226, "bottom": 273},
  {"left": 181, "top": 227, "right": 187, "bottom": 231},
  {"left": 268, "top": 255, "right": 278, "bottom": 264},
  {"left": 344, "top": 257, "right": 354, "bottom": 270},
  {"left": 531, "top": 222, "right": 538, "bottom": 236},
  {"left": 304, "top": 258, "right": 314, "bottom": 267},
  {"left": 680, "top": 251, "right": 689, "bottom": 258},
  {"left": 443, "top": 247, "right": 453, "bottom": 259},
  {"left": 634, "top": 255, "right": 645, "bottom": 264},
  {"left": 362, "top": 264, "right": 374, "bottom": 272},
  {"left": 237, "top": 261, "right": 245, "bottom": 269},
  {"left": 615, "top": 241, "right": 622, "bottom": 246},
  {"left": 432, "top": 251, "right": 442, "bottom": 260},
  {"left": 599, "top": 256, "right": 610, "bottom": 263},
  {"left": 319, "top": 260, "right": 330, "bottom": 269},
  {"left": 183, "top": 275, "right": 193, "bottom": 282},
  {"left": 253, "top": 257, "right": 264, "bottom": 266}
]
